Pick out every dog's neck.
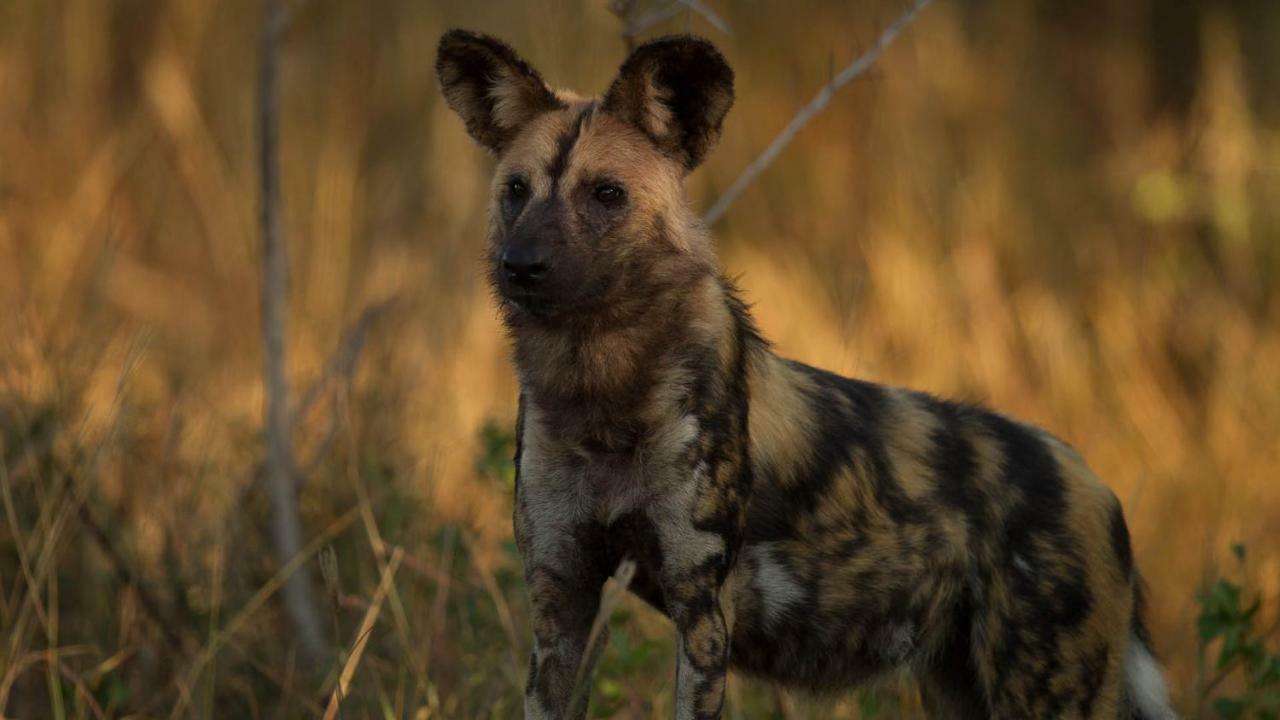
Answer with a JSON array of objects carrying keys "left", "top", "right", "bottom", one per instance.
[{"left": 509, "top": 271, "right": 747, "bottom": 455}]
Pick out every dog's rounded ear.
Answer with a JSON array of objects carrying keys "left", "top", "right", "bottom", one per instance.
[
  {"left": 602, "top": 36, "right": 734, "bottom": 172},
  {"left": 435, "top": 30, "right": 565, "bottom": 154}
]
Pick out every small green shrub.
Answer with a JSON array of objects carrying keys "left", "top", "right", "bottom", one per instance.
[
  {"left": 476, "top": 419, "right": 517, "bottom": 488},
  {"left": 1197, "top": 545, "right": 1280, "bottom": 719}
]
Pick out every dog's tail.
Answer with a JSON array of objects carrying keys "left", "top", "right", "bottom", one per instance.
[{"left": 1126, "top": 582, "right": 1177, "bottom": 719}]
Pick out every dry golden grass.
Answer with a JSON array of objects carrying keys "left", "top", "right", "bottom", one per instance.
[{"left": 1, "top": 0, "right": 1278, "bottom": 717}]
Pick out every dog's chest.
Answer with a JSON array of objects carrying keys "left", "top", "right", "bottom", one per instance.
[
  {"left": 521, "top": 401, "right": 702, "bottom": 521},
  {"left": 516, "top": 439, "right": 670, "bottom": 533},
  {"left": 578, "top": 451, "right": 652, "bottom": 524}
]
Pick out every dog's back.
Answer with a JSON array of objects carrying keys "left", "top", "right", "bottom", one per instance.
[{"left": 735, "top": 349, "right": 1173, "bottom": 717}]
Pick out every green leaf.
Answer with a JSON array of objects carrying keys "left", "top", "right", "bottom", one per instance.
[
  {"left": 94, "top": 673, "right": 130, "bottom": 709},
  {"left": 1214, "top": 581, "right": 1244, "bottom": 613},
  {"left": 858, "top": 688, "right": 883, "bottom": 719},
  {"left": 597, "top": 677, "right": 621, "bottom": 699},
  {"left": 475, "top": 418, "right": 517, "bottom": 487},
  {"left": 1244, "top": 597, "right": 1263, "bottom": 622},
  {"left": 1219, "top": 627, "right": 1245, "bottom": 669},
  {"left": 1255, "top": 655, "right": 1280, "bottom": 685},
  {"left": 500, "top": 539, "right": 520, "bottom": 561},
  {"left": 1212, "top": 696, "right": 1246, "bottom": 720},
  {"left": 1200, "top": 613, "right": 1229, "bottom": 641}
]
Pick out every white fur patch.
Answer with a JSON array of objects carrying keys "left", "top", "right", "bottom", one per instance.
[
  {"left": 649, "top": 464, "right": 725, "bottom": 573},
  {"left": 598, "top": 414, "right": 697, "bottom": 524},
  {"left": 524, "top": 692, "right": 554, "bottom": 720},
  {"left": 488, "top": 66, "right": 533, "bottom": 130},
  {"left": 882, "top": 622, "right": 916, "bottom": 665},
  {"left": 748, "top": 543, "right": 805, "bottom": 628},
  {"left": 1012, "top": 554, "right": 1032, "bottom": 576},
  {"left": 674, "top": 633, "right": 702, "bottom": 719},
  {"left": 517, "top": 405, "right": 591, "bottom": 568},
  {"left": 639, "top": 72, "right": 674, "bottom": 139},
  {"left": 1127, "top": 637, "right": 1176, "bottom": 719}
]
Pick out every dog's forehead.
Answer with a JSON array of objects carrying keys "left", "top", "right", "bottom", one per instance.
[
  {"left": 497, "top": 107, "right": 579, "bottom": 173},
  {"left": 566, "top": 111, "right": 664, "bottom": 176},
  {"left": 496, "top": 100, "right": 662, "bottom": 184}
]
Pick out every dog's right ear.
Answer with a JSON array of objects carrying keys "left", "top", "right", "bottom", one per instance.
[{"left": 435, "top": 30, "right": 564, "bottom": 154}]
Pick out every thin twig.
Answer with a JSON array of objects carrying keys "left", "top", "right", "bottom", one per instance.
[
  {"left": 463, "top": 528, "right": 522, "bottom": 680},
  {"left": 296, "top": 299, "right": 396, "bottom": 475},
  {"left": 2, "top": 337, "right": 143, "bottom": 699},
  {"left": 339, "top": 389, "right": 435, "bottom": 699},
  {"left": 567, "top": 560, "right": 637, "bottom": 718},
  {"left": 259, "top": 0, "right": 326, "bottom": 663},
  {"left": 167, "top": 506, "right": 362, "bottom": 720},
  {"left": 278, "top": 0, "right": 315, "bottom": 30},
  {"left": 321, "top": 547, "right": 403, "bottom": 720},
  {"left": 226, "top": 297, "right": 393, "bottom": 502},
  {"left": 774, "top": 686, "right": 801, "bottom": 720},
  {"left": 612, "top": 0, "right": 730, "bottom": 53},
  {"left": 611, "top": 1, "right": 668, "bottom": 52},
  {"left": 702, "top": 0, "right": 935, "bottom": 225},
  {"left": 75, "top": 498, "right": 184, "bottom": 651},
  {"left": 676, "top": 0, "right": 730, "bottom": 34},
  {"left": 293, "top": 299, "right": 395, "bottom": 424},
  {"left": 421, "top": 526, "right": 457, "bottom": 677},
  {"left": 222, "top": 636, "right": 327, "bottom": 716},
  {"left": 55, "top": 660, "right": 108, "bottom": 720}
]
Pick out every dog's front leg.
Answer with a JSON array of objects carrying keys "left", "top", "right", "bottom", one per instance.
[
  {"left": 650, "top": 475, "right": 736, "bottom": 720},
  {"left": 521, "top": 557, "right": 604, "bottom": 720},
  {"left": 515, "top": 491, "right": 604, "bottom": 718},
  {"left": 514, "top": 401, "right": 611, "bottom": 718},
  {"left": 670, "top": 582, "right": 730, "bottom": 720}
]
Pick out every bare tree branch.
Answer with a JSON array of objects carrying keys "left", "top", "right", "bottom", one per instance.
[
  {"left": 611, "top": 0, "right": 730, "bottom": 53},
  {"left": 293, "top": 299, "right": 395, "bottom": 424},
  {"left": 76, "top": 497, "right": 185, "bottom": 652},
  {"left": 702, "top": 0, "right": 935, "bottom": 226},
  {"left": 278, "top": 0, "right": 315, "bottom": 30},
  {"left": 226, "top": 296, "right": 393, "bottom": 558},
  {"left": 321, "top": 547, "right": 403, "bottom": 720},
  {"left": 296, "top": 298, "right": 396, "bottom": 476},
  {"left": 677, "top": 0, "right": 730, "bottom": 35},
  {"left": 612, "top": 1, "right": 677, "bottom": 52},
  {"left": 259, "top": 0, "right": 326, "bottom": 664},
  {"left": 568, "top": 560, "right": 637, "bottom": 719}
]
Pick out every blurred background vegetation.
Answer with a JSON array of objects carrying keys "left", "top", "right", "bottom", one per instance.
[{"left": 2, "top": 0, "right": 1279, "bottom": 717}]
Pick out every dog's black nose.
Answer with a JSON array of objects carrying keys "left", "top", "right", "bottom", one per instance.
[{"left": 502, "top": 248, "right": 548, "bottom": 287}]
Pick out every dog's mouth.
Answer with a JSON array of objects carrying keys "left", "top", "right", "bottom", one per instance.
[
  {"left": 500, "top": 287, "right": 558, "bottom": 318},
  {"left": 492, "top": 268, "right": 620, "bottom": 323}
]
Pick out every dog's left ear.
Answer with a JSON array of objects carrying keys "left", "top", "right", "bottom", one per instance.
[
  {"left": 602, "top": 36, "right": 734, "bottom": 172},
  {"left": 435, "top": 30, "right": 564, "bottom": 154}
]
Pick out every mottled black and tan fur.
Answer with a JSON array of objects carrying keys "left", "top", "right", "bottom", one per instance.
[{"left": 436, "top": 30, "right": 1176, "bottom": 720}]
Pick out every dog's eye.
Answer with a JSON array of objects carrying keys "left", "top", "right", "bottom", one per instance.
[
  {"left": 593, "top": 183, "right": 624, "bottom": 205},
  {"left": 506, "top": 178, "right": 528, "bottom": 200}
]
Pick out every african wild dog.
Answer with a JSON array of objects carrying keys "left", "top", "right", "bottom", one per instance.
[{"left": 436, "top": 29, "right": 1176, "bottom": 720}]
